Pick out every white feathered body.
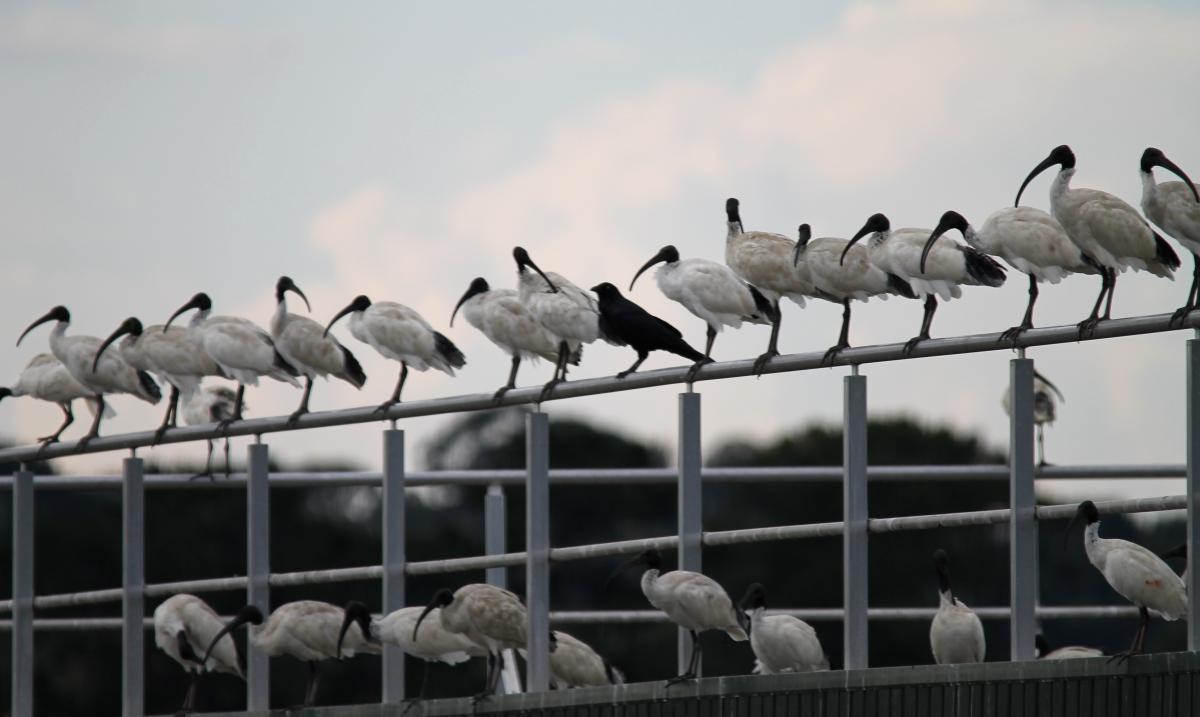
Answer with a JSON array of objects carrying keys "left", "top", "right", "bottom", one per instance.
[
  {"left": 1050, "top": 169, "right": 1174, "bottom": 276},
  {"left": 114, "top": 325, "right": 223, "bottom": 395},
  {"left": 272, "top": 300, "right": 365, "bottom": 386},
  {"left": 867, "top": 228, "right": 998, "bottom": 302},
  {"left": 548, "top": 631, "right": 621, "bottom": 688},
  {"left": 640, "top": 569, "right": 747, "bottom": 640},
  {"left": 433, "top": 584, "right": 528, "bottom": 654},
  {"left": 1083, "top": 523, "right": 1187, "bottom": 620},
  {"left": 344, "top": 303, "right": 458, "bottom": 374},
  {"left": 748, "top": 608, "right": 828, "bottom": 674},
  {"left": 725, "top": 222, "right": 816, "bottom": 306},
  {"left": 47, "top": 323, "right": 159, "bottom": 402},
  {"left": 374, "top": 607, "right": 483, "bottom": 665},
  {"left": 1142, "top": 175, "right": 1200, "bottom": 257},
  {"left": 803, "top": 237, "right": 905, "bottom": 302},
  {"left": 188, "top": 312, "right": 300, "bottom": 388},
  {"left": 251, "top": 601, "right": 381, "bottom": 661},
  {"left": 971, "top": 207, "right": 1094, "bottom": 283},
  {"left": 517, "top": 269, "right": 604, "bottom": 346},
  {"left": 458, "top": 289, "right": 564, "bottom": 363},
  {"left": 1041, "top": 645, "right": 1103, "bottom": 660},
  {"left": 1000, "top": 375, "right": 1057, "bottom": 426},
  {"left": 153, "top": 594, "right": 242, "bottom": 677},
  {"left": 180, "top": 385, "right": 239, "bottom": 426},
  {"left": 930, "top": 590, "right": 985, "bottom": 664},
  {"left": 653, "top": 258, "right": 771, "bottom": 331},
  {"left": 8, "top": 354, "right": 108, "bottom": 416}
]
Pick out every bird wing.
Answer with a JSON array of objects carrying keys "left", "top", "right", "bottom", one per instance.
[
  {"left": 1152, "top": 182, "right": 1200, "bottom": 252},
  {"left": 464, "top": 588, "right": 527, "bottom": 647},
  {"left": 139, "top": 327, "right": 222, "bottom": 379},
  {"left": 1075, "top": 192, "right": 1161, "bottom": 263},
  {"left": 982, "top": 208, "right": 1087, "bottom": 278},
  {"left": 480, "top": 293, "right": 561, "bottom": 360},
  {"left": 759, "top": 615, "right": 826, "bottom": 671},
  {"left": 361, "top": 305, "right": 438, "bottom": 367},
  {"left": 727, "top": 231, "right": 814, "bottom": 298},
  {"left": 179, "top": 598, "right": 243, "bottom": 676},
  {"left": 668, "top": 572, "right": 740, "bottom": 634},
  {"left": 673, "top": 259, "right": 759, "bottom": 318},
  {"left": 279, "top": 316, "right": 356, "bottom": 378},
  {"left": 548, "top": 631, "right": 609, "bottom": 687},
  {"left": 1101, "top": 541, "right": 1188, "bottom": 619}
]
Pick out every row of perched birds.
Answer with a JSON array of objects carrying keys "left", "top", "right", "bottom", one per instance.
[
  {"left": 154, "top": 506, "right": 1190, "bottom": 714},
  {"left": 4, "top": 145, "right": 1196, "bottom": 454}
]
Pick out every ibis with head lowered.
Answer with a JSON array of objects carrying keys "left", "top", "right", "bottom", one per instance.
[{"left": 153, "top": 595, "right": 262, "bottom": 715}]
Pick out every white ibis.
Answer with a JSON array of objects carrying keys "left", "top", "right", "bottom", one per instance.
[
  {"left": 163, "top": 292, "right": 301, "bottom": 426},
  {"left": 614, "top": 549, "right": 748, "bottom": 684},
  {"left": 372, "top": 606, "right": 485, "bottom": 702},
  {"left": 451, "top": 277, "right": 580, "bottom": 400},
  {"left": 93, "top": 317, "right": 227, "bottom": 444},
  {"left": 1000, "top": 370, "right": 1064, "bottom": 466},
  {"left": 629, "top": 245, "right": 773, "bottom": 373},
  {"left": 1015, "top": 145, "right": 1180, "bottom": 337},
  {"left": 792, "top": 223, "right": 916, "bottom": 364},
  {"left": 17, "top": 306, "right": 162, "bottom": 446},
  {"left": 152, "top": 595, "right": 262, "bottom": 715},
  {"left": 1035, "top": 634, "right": 1103, "bottom": 660},
  {"left": 929, "top": 549, "right": 985, "bottom": 665},
  {"left": 590, "top": 283, "right": 707, "bottom": 379},
  {"left": 0, "top": 353, "right": 108, "bottom": 448},
  {"left": 270, "top": 277, "right": 367, "bottom": 424},
  {"left": 179, "top": 385, "right": 241, "bottom": 478},
  {"left": 324, "top": 294, "right": 463, "bottom": 412},
  {"left": 1139, "top": 147, "right": 1200, "bottom": 326},
  {"left": 840, "top": 213, "right": 1007, "bottom": 355},
  {"left": 1068, "top": 500, "right": 1187, "bottom": 659},
  {"left": 545, "top": 631, "right": 624, "bottom": 688},
  {"left": 414, "top": 584, "right": 531, "bottom": 702},
  {"left": 725, "top": 198, "right": 824, "bottom": 373},
  {"left": 739, "top": 583, "right": 828, "bottom": 674},
  {"left": 920, "top": 209, "right": 1100, "bottom": 342},
  {"left": 513, "top": 247, "right": 615, "bottom": 401}
]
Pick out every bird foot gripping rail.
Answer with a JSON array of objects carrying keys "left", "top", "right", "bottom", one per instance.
[{"left": 3, "top": 312, "right": 1200, "bottom": 717}]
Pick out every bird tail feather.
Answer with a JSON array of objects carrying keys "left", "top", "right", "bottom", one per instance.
[
  {"left": 1150, "top": 231, "right": 1182, "bottom": 277},
  {"left": 887, "top": 273, "right": 917, "bottom": 299},
  {"left": 963, "top": 247, "right": 1007, "bottom": 287},
  {"left": 137, "top": 370, "right": 162, "bottom": 403},
  {"left": 433, "top": 331, "right": 467, "bottom": 370},
  {"left": 339, "top": 346, "right": 367, "bottom": 388}
]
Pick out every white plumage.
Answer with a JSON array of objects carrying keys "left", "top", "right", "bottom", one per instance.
[
  {"left": 179, "top": 385, "right": 241, "bottom": 478},
  {"left": 326, "top": 294, "right": 463, "bottom": 410},
  {"left": 153, "top": 595, "right": 262, "bottom": 715},
  {"left": 547, "top": 631, "right": 623, "bottom": 688},
  {"left": 0, "top": 353, "right": 109, "bottom": 447},
  {"left": 16, "top": 306, "right": 161, "bottom": 445},
  {"left": 1139, "top": 147, "right": 1200, "bottom": 326},
  {"left": 929, "top": 549, "right": 985, "bottom": 665},
  {"left": 1000, "top": 371, "right": 1063, "bottom": 465},
  {"left": 376, "top": 606, "right": 484, "bottom": 665},
  {"left": 415, "top": 584, "right": 529, "bottom": 699},
  {"left": 739, "top": 583, "right": 828, "bottom": 675},
  {"left": 1016, "top": 144, "right": 1180, "bottom": 336},
  {"left": 1035, "top": 634, "right": 1103, "bottom": 660}
]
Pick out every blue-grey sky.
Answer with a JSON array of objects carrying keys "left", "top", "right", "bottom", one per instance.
[{"left": 2, "top": 0, "right": 1198, "bottom": 503}]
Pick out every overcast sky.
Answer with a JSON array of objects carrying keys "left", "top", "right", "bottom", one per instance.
[{"left": 2, "top": 0, "right": 1197, "bottom": 503}]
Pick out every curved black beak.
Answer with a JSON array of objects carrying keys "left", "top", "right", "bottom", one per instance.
[
  {"left": 17, "top": 308, "right": 63, "bottom": 347},
  {"left": 412, "top": 588, "right": 453, "bottom": 642},
  {"left": 284, "top": 281, "right": 312, "bottom": 312},
  {"left": 324, "top": 302, "right": 357, "bottom": 339},
  {"left": 201, "top": 604, "right": 264, "bottom": 667},
  {"left": 1151, "top": 153, "right": 1200, "bottom": 203},
  {"left": 515, "top": 249, "right": 559, "bottom": 293},
  {"left": 93, "top": 319, "right": 139, "bottom": 373},
  {"left": 629, "top": 249, "right": 670, "bottom": 291},
  {"left": 1063, "top": 505, "right": 1087, "bottom": 553},
  {"left": 412, "top": 602, "right": 437, "bottom": 642},
  {"left": 451, "top": 279, "right": 489, "bottom": 327},
  {"left": 792, "top": 224, "right": 811, "bottom": 268},
  {"left": 336, "top": 601, "right": 377, "bottom": 657},
  {"left": 1015, "top": 153, "right": 1062, "bottom": 208},
  {"left": 1033, "top": 370, "right": 1066, "bottom": 403},
  {"left": 164, "top": 295, "right": 206, "bottom": 333},
  {"left": 840, "top": 220, "right": 876, "bottom": 266},
  {"left": 920, "top": 218, "right": 957, "bottom": 275},
  {"left": 603, "top": 551, "right": 648, "bottom": 590}
]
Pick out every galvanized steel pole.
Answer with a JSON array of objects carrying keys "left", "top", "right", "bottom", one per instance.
[
  {"left": 524, "top": 412, "right": 550, "bottom": 691},
  {"left": 1188, "top": 338, "right": 1200, "bottom": 650},
  {"left": 11, "top": 468, "right": 33, "bottom": 717},
  {"left": 381, "top": 430, "right": 405, "bottom": 702},
  {"left": 1009, "top": 359, "right": 1038, "bottom": 661},
  {"left": 843, "top": 373, "right": 869, "bottom": 669},
  {"left": 677, "top": 392, "right": 702, "bottom": 674},
  {"left": 485, "top": 485, "right": 508, "bottom": 590},
  {"left": 246, "top": 442, "right": 270, "bottom": 710},
  {"left": 122, "top": 457, "right": 144, "bottom": 717}
]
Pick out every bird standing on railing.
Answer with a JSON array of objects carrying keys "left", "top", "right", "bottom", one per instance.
[
  {"left": 1000, "top": 370, "right": 1064, "bottom": 466},
  {"left": 724, "top": 198, "right": 824, "bottom": 374},
  {"left": 1034, "top": 633, "right": 1103, "bottom": 660},
  {"left": 324, "top": 294, "right": 463, "bottom": 412},
  {"left": 793, "top": 224, "right": 916, "bottom": 365},
  {"left": 1138, "top": 147, "right": 1200, "bottom": 327},
  {"left": 92, "top": 317, "right": 227, "bottom": 444},
  {"left": 739, "top": 583, "right": 828, "bottom": 674},
  {"left": 929, "top": 549, "right": 985, "bottom": 664},
  {"left": 590, "top": 283, "right": 707, "bottom": 380},
  {"left": 163, "top": 292, "right": 301, "bottom": 427},
  {"left": 414, "top": 583, "right": 534, "bottom": 703},
  {"left": 270, "top": 277, "right": 367, "bottom": 426},
  {"left": 841, "top": 213, "right": 1007, "bottom": 356},
  {"left": 612, "top": 548, "right": 748, "bottom": 684},
  {"left": 544, "top": 631, "right": 624, "bottom": 688},
  {"left": 451, "top": 277, "right": 580, "bottom": 401},
  {"left": 1067, "top": 500, "right": 1187, "bottom": 660},
  {"left": 0, "top": 353, "right": 109, "bottom": 449},
  {"left": 17, "top": 306, "right": 162, "bottom": 447},
  {"left": 371, "top": 605, "right": 486, "bottom": 705},
  {"left": 179, "top": 385, "right": 241, "bottom": 478},
  {"left": 153, "top": 595, "right": 262, "bottom": 716},
  {"left": 629, "top": 244, "right": 773, "bottom": 374},
  {"left": 919, "top": 209, "right": 1099, "bottom": 343},
  {"left": 1016, "top": 145, "right": 1180, "bottom": 338}
]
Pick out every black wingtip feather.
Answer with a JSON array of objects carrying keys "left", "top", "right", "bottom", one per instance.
[
  {"left": 433, "top": 332, "right": 467, "bottom": 369},
  {"left": 340, "top": 346, "right": 367, "bottom": 388},
  {"left": 746, "top": 283, "right": 776, "bottom": 320},
  {"left": 963, "top": 247, "right": 1007, "bottom": 287},
  {"left": 1154, "top": 232, "right": 1182, "bottom": 270},
  {"left": 887, "top": 273, "right": 917, "bottom": 299},
  {"left": 137, "top": 370, "right": 162, "bottom": 402},
  {"left": 274, "top": 350, "right": 300, "bottom": 377}
]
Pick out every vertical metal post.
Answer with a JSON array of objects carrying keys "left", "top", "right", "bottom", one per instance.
[
  {"left": 246, "top": 442, "right": 270, "bottom": 711},
  {"left": 485, "top": 485, "right": 508, "bottom": 590},
  {"left": 843, "top": 373, "right": 869, "bottom": 669},
  {"left": 122, "top": 457, "right": 144, "bottom": 717},
  {"left": 524, "top": 412, "right": 550, "bottom": 692},
  {"left": 382, "top": 429, "right": 406, "bottom": 702},
  {"left": 1187, "top": 338, "right": 1200, "bottom": 649},
  {"left": 11, "top": 467, "right": 33, "bottom": 717},
  {"left": 1009, "top": 358, "right": 1038, "bottom": 660},
  {"left": 677, "top": 392, "right": 703, "bottom": 674}
]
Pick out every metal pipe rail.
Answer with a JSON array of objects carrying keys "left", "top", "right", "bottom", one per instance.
[{"left": 0, "top": 311, "right": 1195, "bottom": 465}]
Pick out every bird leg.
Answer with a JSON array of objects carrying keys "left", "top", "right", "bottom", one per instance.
[
  {"left": 665, "top": 630, "right": 700, "bottom": 686},
  {"left": 473, "top": 652, "right": 497, "bottom": 704},
  {"left": 1036, "top": 425, "right": 1048, "bottom": 467},
  {"left": 175, "top": 670, "right": 199, "bottom": 716},
  {"left": 616, "top": 352, "right": 648, "bottom": 379},
  {"left": 1103, "top": 268, "right": 1117, "bottom": 320},
  {"left": 1109, "top": 606, "right": 1150, "bottom": 664},
  {"left": 153, "top": 385, "right": 181, "bottom": 446},
  {"left": 822, "top": 299, "right": 853, "bottom": 367},
  {"left": 903, "top": 296, "right": 937, "bottom": 356},
  {"left": 752, "top": 301, "right": 782, "bottom": 376},
  {"left": 300, "top": 660, "right": 321, "bottom": 708},
  {"left": 376, "top": 364, "right": 409, "bottom": 414},
  {"left": 1170, "top": 253, "right": 1200, "bottom": 328},
  {"left": 36, "top": 402, "right": 75, "bottom": 448},
  {"left": 402, "top": 659, "right": 431, "bottom": 713},
  {"left": 188, "top": 439, "right": 218, "bottom": 482},
  {"left": 1078, "top": 269, "right": 1111, "bottom": 339},
  {"left": 286, "top": 377, "right": 314, "bottom": 428},
  {"left": 493, "top": 355, "right": 522, "bottom": 403},
  {"left": 703, "top": 324, "right": 717, "bottom": 359},
  {"left": 218, "top": 385, "right": 245, "bottom": 434},
  {"left": 76, "top": 396, "right": 106, "bottom": 448},
  {"left": 1001, "top": 275, "right": 1039, "bottom": 345},
  {"left": 538, "top": 342, "right": 570, "bottom": 403}
]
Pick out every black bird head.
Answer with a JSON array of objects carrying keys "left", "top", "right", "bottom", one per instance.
[
  {"left": 17, "top": 306, "right": 70, "bottom": 347},
  {"left": 590, "top": 282, "right": 620, "bottom": 300},
  {"left": 629, "top": 246, "right": 680, "bottom": 291},
  {"left": 1141, "top": 148, "right": 1200, "bottom": 202},
  {"left": 1064, "top": 499, "right": 1100, "bottom": 551},
  {"left": 413, "top": 588, "right": 455, "bottom": 642},
  {"left": 93, "top": 317, "right": 144, "bottom": 372},
  {"left": 1015, "top": 144, "right": 1076, "bottom": 208},
  {"left": 200, "top": 604, "right": 264, "bottom": 667},
  {"left": 163, "top": 292, "right": 212, "bottom": 332},
  {"left": 324, "top": 295, "right": 371, "bottom": 338},
  {"left": 606, "top": 548, "right": 664, "bottom": 588},
  {"left": 739, "top": 582, "right": 767, "bottom": 611},
  {"left": 276, "top": 276, "right": 311, "bottom": 312},
  {"left": 840, "top": 213, "right": 889, "bottom": 266},
  {"left": 792, "top": 225, "right": 812, "bottom": 267},
  {"left": 933, "top": 548, "right": 952, "bottom": 597},
  {"left": 1035, "top": 633, "right": 1049, "bottom": 657},
  {"left": 1033, "top": 370, "right": 1066, "bottom": 403},
  {"left": 451, "top": 278, "right": 490, "bottom": 326},
  {"left": 336, "top": 600, "right": 379, "bottom": 657},
  {"left": 920, "top": 210, "right": 970, "bottom": 273},
  {"left": 513, "top": 247, "right": 559, "bottom": 292},
  {"left": 725, "top": 197, "right": 741, "bottom": 225}
]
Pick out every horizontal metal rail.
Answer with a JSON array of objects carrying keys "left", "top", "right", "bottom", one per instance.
[
  {"left": 1, "top": 494, "right": 1182, "bottom": 614},
  {"left": 0, "top": 463, "right": 1184, "bottom": 491},
  {"left": 0, "top": 311, "right": 1194, "bottom": 465}
]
